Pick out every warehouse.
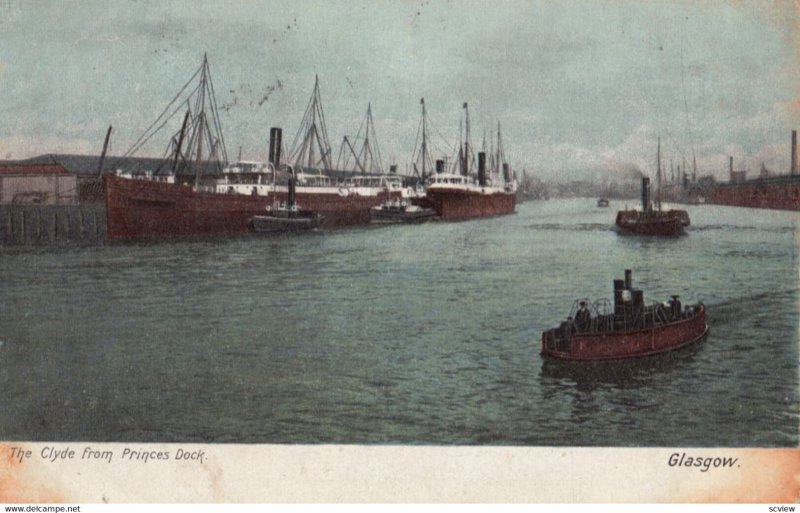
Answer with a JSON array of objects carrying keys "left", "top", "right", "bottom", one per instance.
[{"left": 0, "top": 164, "right": 77, "bottom": 205}]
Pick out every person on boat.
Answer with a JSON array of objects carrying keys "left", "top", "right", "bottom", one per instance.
[{"left": 575, "top": 301, "right": 591, "bottom": 332}]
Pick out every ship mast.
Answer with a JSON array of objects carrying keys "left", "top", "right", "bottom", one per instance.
[
  {"left": 410, "top": 98, "right": 439, "bottom": 181},
  {"left": 356, "top": 102, "right": 383, "bottom": 174},
  {"left": 170, "top": 111, "right": 191, "bottom": 175},
  {"left": 193, "top": 57, "right": 207, "bottom": 188},
  {"left": 463, "top": 102, "right": 473, "bottom": 177},
  {"left": 289, "top": 75, "right": 333, "bottom": 172},
  {"left": 96, "top": 125, "right": 112, "bottom": 177},
  {"left": 496, "top": 121, "right": 506, "bottom": 184},
  {"left": 419, "top": 99, "right": 430, "bottom": 179},
  {"left": 656, "top": 136, "right": 662, "bottom": 211},
  {"left": 111, "top": 53, "right": 228, "bottom": 178},
  {"left": 337, "top": 136, "right": 365, "bottom": 175},
  {"left": 335, "top": 103, "right": 384, "bottom": 175}
]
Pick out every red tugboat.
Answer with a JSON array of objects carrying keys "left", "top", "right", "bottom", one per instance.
[
  {"left": 541, "top": 270, "right": 708, "bottom": 361},
  {"left": 616, "top": 138, "right": 689, "bottom": 235}
]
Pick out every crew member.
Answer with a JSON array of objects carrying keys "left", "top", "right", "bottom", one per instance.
[{"left": 575, "top": 301, "right": 591, "bottom": 332}]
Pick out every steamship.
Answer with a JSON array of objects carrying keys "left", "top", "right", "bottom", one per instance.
[
  {"left": 104, "top": 60, "right": 399, "bottom": 240},
  {"left": 421, "top": 103, "right": 516, "bottom": 221},
  {"left": 541, "top": 270, "right": 708, "bottom": 361}
]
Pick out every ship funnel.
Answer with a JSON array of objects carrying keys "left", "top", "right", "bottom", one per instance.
[
  {"left": 503, "top": 163, "right": 510, "bottom": 182},
  {"left": 435, "top": 159, "right": 444, "bottom": 174},
  {"left": 287, "top": 175, "right": 296, "bottom": 207},
  {"left": 269, "top": 127, "right": 283, "bottom": 168},
  {"left": 729, "top": 156, "right": 733, "bottom": 181},
  {"left": 478, "top": 152, "right": 487, "bottom": 186},
  {"left": 624, "top": 269, "right": 632, "bottom": 290},
  {"left": 389, "top": 164, "right": 397, "bottom": 174},
  {"left": 792, "top": 130, "right": 797, "bottom": 175},
  {"left": 641, "top": 177, "right": 650, "bottom": 212}
]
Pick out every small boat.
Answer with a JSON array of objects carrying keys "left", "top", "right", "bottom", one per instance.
[
  {"left": 615, "top": 138, "right": 689, "bottom": 236},
  {"left": 251, "top": 203, "right": 322, "bottom": 233},
  {"left": 250, "top": 177, "right": 322, "bottom": 234},
  {"left": 616, "top": 177, "right": 687, "bottom": 235},
  {"left": 541, "top": 269, "right": 708, "bottom": 361},
  {"left": 370, "top": 199, "right": 437, "bottom": 224},
  {"left": 597, "top": 198, "right": 609, "bottom": 207}
]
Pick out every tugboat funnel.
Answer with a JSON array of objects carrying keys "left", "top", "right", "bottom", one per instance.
[{"left": 624, "top": 269, "right": 632, "bottom": 290}]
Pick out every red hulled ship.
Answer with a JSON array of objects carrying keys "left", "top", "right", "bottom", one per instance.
[
  {"left": 416, "top": 102, "right": 516, "bottom": 220},
  {"left": 103, "top": 61, "right": 399, "bottom": 240},
  {"left": 541, "top": 270, "right": 708, "bottom": 361},
  {"left": 423, "top": 172, "right": 516, "bottom": 220},
  {"left": 105, "top": 172, "right": 268, "bottom": 239}
]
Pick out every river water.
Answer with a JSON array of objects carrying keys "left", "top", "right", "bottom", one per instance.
[{"left": 0, "top": 199, "right": 797, "bottom": 446}]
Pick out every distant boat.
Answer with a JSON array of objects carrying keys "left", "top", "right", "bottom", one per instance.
[
  {"left": 370, "top": 198, "right": 437, "bottom": 224},
  {"left": 615, "top": 138, "right": 690, "bottom": 236},
  {"left": 541, "top": 269, "right": 708, "bottom": 361},
  {"left": 597, "top": 198, "right": 609, "bottom": 207}
]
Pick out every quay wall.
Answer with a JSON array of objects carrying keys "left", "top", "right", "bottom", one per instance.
[
  {"left": 0, "top": 203, "right": 107, "bottom": 246},
  {"left": 708, "top": 176, "right": 800, "bottom": 211}
]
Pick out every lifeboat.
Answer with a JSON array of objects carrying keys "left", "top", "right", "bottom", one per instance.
[{"left": 541, "top": 270, "right": 708, "bottom": 361}]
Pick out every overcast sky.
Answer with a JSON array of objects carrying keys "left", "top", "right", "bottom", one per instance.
[{"left": 1, "top": 0, "right": 798, "bottom": 181}]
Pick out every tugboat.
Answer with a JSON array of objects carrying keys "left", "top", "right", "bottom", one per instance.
[
  {"left": 616, "top": 177, "right": 686, "bottom": 235},
  {"left": 251, "top": 177, "right": 322, "bottom": 234},
  {"left": 541, "top": 270, "right": 708, "bottom": 361},
  {"left": 615, "top": 138, "right": 690, "bottom": 235},
  {"left": 370, "top": 198, "right": 437, "bottom": 224}
]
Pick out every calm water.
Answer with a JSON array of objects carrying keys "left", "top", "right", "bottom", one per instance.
[{"left": 0, "top": 199, "right": 797, "bottom": 446}]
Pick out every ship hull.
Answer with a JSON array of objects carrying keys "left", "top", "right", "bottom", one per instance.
[
  {"left": 104, "top": 174, "right": 270, "bottom": 240},
  {"left": 615, "top": 211, "right": 684, "bottom": 235},
  {"left": 541, "top": 305, "right": 707, "bottom": 361},
  {"left": 104, "top": 174, "right": 398, "bottom": 240},
  {"left": 423, "top": 188, "right": 516, "bottom": 220},
  {"left": 709, "top": 176, "right": 800, "bottom": 211},
  {"left": 370, "top": 205, "right": 437, "bottom": 224},
  {"left": 251, "top": 213, "right": 322, "bottom": 233},
  {"left": 270, "top": 189, "right": 397, "bottom": 227}
]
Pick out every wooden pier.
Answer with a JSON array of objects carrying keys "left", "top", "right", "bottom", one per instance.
[{"left": 0, "top": 204, "right": 107, "bottom": 246}]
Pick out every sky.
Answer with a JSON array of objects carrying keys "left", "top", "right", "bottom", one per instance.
[{"left": 0, "top": 0, "right": 798, "bottom": 182}]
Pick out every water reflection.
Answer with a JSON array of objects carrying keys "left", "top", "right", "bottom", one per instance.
[{"left": 539, "top": 341, "right": 705, "bottom": 392}]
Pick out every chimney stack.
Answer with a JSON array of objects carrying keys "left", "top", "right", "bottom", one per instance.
[
  {"left": 478, "top": 152, "right": 486, "bottom": 186},
  {"left": 729, "top": 156, "right": 734, "bottom": 182},
  {"left": 641, "top": 177, "right": 651, "bottom": 212},
  {"left": 269, "top": 127, "right": 283, "bottom": 168}
]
